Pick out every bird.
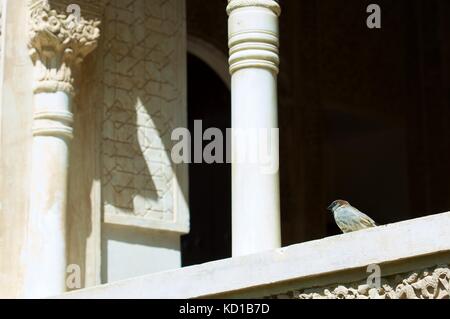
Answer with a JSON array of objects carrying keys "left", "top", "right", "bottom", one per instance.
[{"left": 327, "top": 200, "right": 378, "bottom": 233}]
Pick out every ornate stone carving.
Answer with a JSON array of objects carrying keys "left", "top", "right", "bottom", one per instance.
[
  {"left": 27, "top": 0, "right": 103, "bottom": 139},
  {"left": 28, "top": 0, "right": 101, "bottom": 95},
  {"left": 270, "top": 264, "right": 450, "bottom": 299}
]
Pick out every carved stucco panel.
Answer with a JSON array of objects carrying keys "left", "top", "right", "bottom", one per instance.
[{"left": 100, "top": 0, "right": 187, "bottom": 232}]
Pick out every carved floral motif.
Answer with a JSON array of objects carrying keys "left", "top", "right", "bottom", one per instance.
[
  {"left": 28, "top": 1, "right": 101, "bottom": 94},
  {"left": 272, "top": 265, "right": 450, "bottom": 299}
]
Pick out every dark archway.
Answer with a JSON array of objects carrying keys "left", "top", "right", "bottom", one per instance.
[{"left": 181, "top": 54, "right": 231, "bottom": 266}]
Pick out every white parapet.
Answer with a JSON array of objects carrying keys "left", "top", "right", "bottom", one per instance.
[{"left": 58, "top": 212, "right": 450, "bottom": 299}]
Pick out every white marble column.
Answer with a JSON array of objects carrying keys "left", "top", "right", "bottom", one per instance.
[
  {"left": 227, "top": 0, "right": 281, "bottom": 256},
  {"left": 22, "top": 2, "right": 100, "bottom": 298}
]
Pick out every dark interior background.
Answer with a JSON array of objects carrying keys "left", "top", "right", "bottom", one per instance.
[
  {"left": 183, "top": 0, "right": 450, "bottom": 265},
  {"left": 182, "top": 54, "right": 231, "bottom": 266}
]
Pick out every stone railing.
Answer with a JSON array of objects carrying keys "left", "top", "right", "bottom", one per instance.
[{"left": 58, "top": 212, "right": 450, "bottom": 299}]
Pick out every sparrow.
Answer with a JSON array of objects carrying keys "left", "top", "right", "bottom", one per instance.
[{"left": 327, "top": 200, "right": 378, "bottom": 233}]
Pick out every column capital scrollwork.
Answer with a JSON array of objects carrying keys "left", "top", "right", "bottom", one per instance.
[{"left": 28, "top": 0, "right": 101, "bottom": 95}]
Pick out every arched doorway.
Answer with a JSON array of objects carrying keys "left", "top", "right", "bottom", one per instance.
[{"left": 181, "top": 53, "right": 232, "bottom": 266}]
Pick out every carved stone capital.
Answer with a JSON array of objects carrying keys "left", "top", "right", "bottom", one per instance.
[
  {"left": 227, "top": 0, "right": 281, "bottom": 16},
  {"left": 28, "top": 0, "right": 101, "bottom": 95}
]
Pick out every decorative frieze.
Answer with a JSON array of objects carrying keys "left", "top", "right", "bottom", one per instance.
[{"left": 269, "top": 264, "right": 450, "bottom": 299}]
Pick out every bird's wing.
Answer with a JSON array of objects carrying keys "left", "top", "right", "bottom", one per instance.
[{"left": 351, "top": 208, "right": 377, "bottom": 227}]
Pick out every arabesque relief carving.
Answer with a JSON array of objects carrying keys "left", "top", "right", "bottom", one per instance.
[
  {"left": 28, "top": 0, "right": 101, "bottom": 94},
  {"left": 270, "top": 264, "right": 450, "bottom": 299}
]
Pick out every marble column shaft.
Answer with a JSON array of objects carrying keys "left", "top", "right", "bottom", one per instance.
[{"left": 227, "top": 0, "right": 282, "bottom": 256}]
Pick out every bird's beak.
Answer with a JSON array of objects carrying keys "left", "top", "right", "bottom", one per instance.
[{"left": 327, "top": 203, "right": 333, "bottom": 211}]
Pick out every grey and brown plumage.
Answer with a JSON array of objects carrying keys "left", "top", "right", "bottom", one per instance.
[{"left": 327, "top": 200, "right": 378, "bottom": 233}]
